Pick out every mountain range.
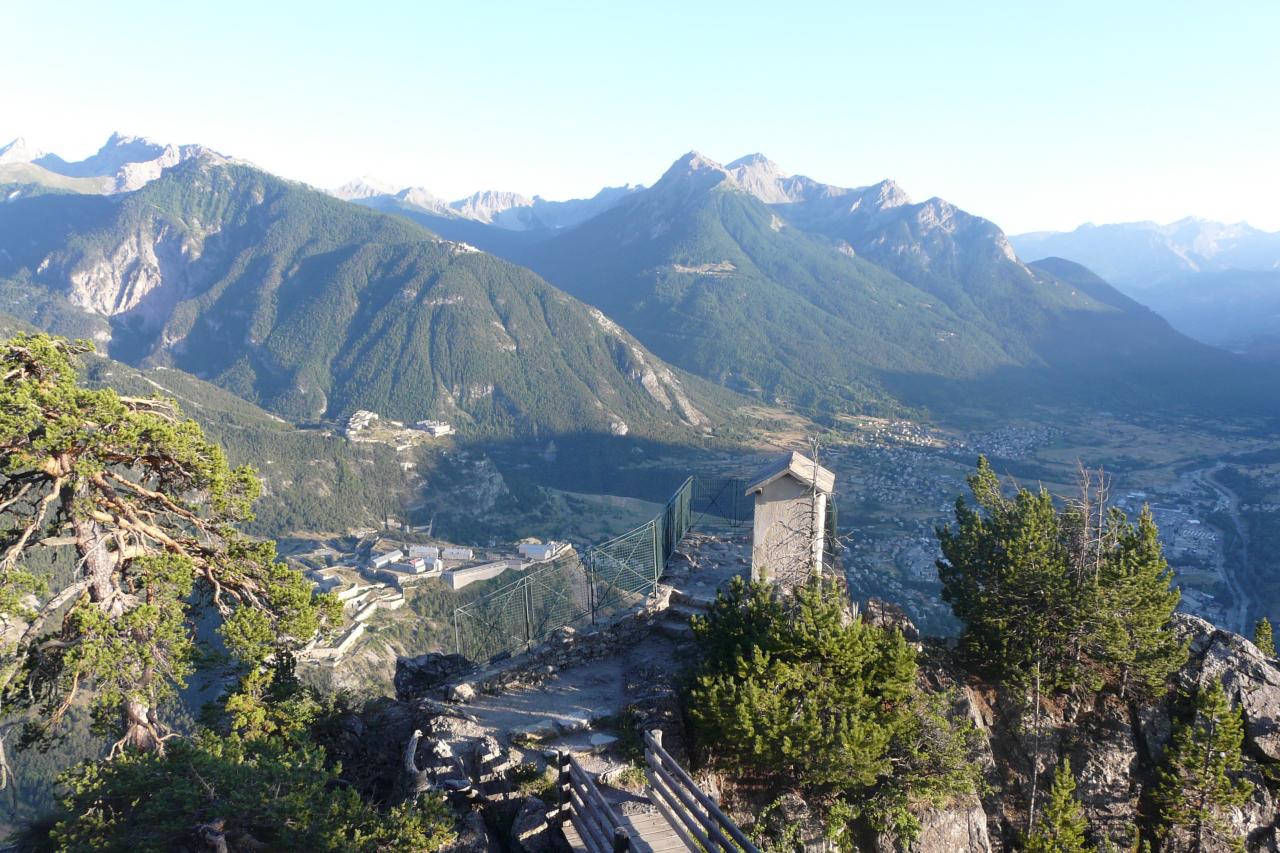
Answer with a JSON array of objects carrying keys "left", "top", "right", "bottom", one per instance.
[
  {"left": 1011, "top": 219, "right": 1280, "bottom": 354},
  {"left": 0, "top": 146, "right": 728, "bottom": 439},
  {"left": 0, "top": 132, "right": 1274, "bottom": 447},
  {"left": 511, "top": 152, "right": 1258, "bottom": 416},
  {"left": 331, "top": 175, "right": 641, "bottom": 233},
  {"left": 0, "top": 132, "right": 224, "bottom": 196}
]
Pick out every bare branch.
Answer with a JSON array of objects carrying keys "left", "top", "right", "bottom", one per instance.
[{"left": 0, "top": 478, "right": 63, "bottom": 575}]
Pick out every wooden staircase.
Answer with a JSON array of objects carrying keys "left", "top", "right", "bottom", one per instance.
[{"left": 555, "top": 731, "right": 759, "bottom": 853}]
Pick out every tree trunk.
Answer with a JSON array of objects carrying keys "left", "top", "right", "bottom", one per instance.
[
  {"left": 1027, "top": 661, "right": 1043, "bottom": 832},
  {"left": 121, "top": 697, "right": 164, "bottom": 754},
  {"left": 73, "top": 511, "right": 125, "bottom": 619}
]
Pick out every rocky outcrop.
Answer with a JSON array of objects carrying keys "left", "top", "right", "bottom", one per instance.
[
  {"left": 874, "top": 799, "right": 992, "bottom": 853},
  {"left": 864, "top": 597, "right": 921, "bottom": 644},
  {"left": 395, "top": 652, "right": 475, "bottom": 701},
  {"left": 1066, "top": 692, "right": 1143, "bottom": 848},
  {"left": 1176, "top": 613, "right": 1280, "bottom": 761},
  {"left": 936, "top": 612, "right": 1280, "bottom": 853}
]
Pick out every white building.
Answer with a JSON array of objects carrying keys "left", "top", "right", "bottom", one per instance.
[
  {"left": 744, "top": 451, "right": 835, "bottom": 589},
  {"left": 442, "top": 546, "right": 474, "bottom": 561},
  {"left": 415, "top": 420, "right": 455, "bottom": 437},
  {"left": 388, "top": 557, "right": 427, "bottom": 574},
  {"left": 369, "top": 549, "right": 404, "bottom": 569},
  {"left": 518, "top": 541, "right": 567, "bottom": 562},
  {"left": 345, "top": 410, "right": 380, "bottom": 437},
  {"left": 445, "top": 559, "right": 522, "bottom": 590},
  {"left": 409, "top": 544, "right": 440, "bottom": 560}
]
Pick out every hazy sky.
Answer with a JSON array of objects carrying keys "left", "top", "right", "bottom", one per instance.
[{"left": 3, "top": 0, "right": 1277, "bottom": 232}]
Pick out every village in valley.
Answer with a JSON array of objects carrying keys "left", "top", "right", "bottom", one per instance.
[
  {"left": 291, "top": 531, "right": 574, "bottom": 663},
  {"left": 285, "top": 404, "right": 1276, "bottom": 664}
]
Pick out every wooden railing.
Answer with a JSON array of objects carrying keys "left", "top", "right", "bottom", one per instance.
[
  {"left": 643, "top": 730, "right": 760, "bottom": 853},
  {"left": 556, "top": 751, "right": 632, "bottom": 853}
]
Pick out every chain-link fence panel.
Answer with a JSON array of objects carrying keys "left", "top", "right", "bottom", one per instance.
[{"left": 454, "top": 475, "right": 749, "bottom": 663}]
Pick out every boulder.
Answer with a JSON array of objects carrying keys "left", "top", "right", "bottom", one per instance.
[
  {"left": 395, "top": 652, "right": 474, "bottom": 701},
  {"left": 864, "top": 597, "right": 921, "bottom": 643},
  {"left": 447, "top": 807, "right": 498, "bottom": 853},
  {"left": 510, "top": 796, "right": 551, "bottom": 853},
  {"left": 511, "top": 719, "right": 561, "bottom": 745}
]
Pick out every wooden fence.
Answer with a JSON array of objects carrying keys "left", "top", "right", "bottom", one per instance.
[
  {"left": 643, "top": 730, "right": 760, "bottom": 853},
  {"left": 556, "top": 751, "right": 632, "bottom": 853}
]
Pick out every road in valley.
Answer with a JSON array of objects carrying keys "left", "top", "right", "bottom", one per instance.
[{"left": 1190, "top": 463, "right": 1250, "bottom": 634}]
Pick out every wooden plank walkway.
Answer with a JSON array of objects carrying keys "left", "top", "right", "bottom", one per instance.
[{"left": 563, "top": 807, "right": 686, "bottom": 853}]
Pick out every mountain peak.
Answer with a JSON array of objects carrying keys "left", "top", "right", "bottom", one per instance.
[
  {"left": 331, "top": 176, "right": 399, "bottom": 201},
  {"left": 0, "top": 136, "right": 45, "bottom": 165},
  {"left": 726, "top": 153, "right": 807, "bottom": 203},
  {"left": 868, "top": 179, "right": 911, "bottom": 208},
  {"left": 105, "top": 130, "right": 144, "bottom": 146},
  {"left": 653, "top": 152, "right": 733, "bottom": 194},
  {"left": 677, "top": 150, "right": 728, "bottom": 172},
  {"left": 449, "top": 190, "right": 534, "bottom": 224},
  {"left": 27, "top": 132, "right": 221, "bottom": 192},
  {"left": 726, "top": 152, "right": 784, "bottom": 173}
]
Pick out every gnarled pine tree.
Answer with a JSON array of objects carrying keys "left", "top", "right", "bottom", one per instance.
[{"left": 0, "top": 334, "right": 339, "bottom": 757}]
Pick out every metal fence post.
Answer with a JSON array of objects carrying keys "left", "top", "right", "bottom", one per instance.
[
  {"left": 523, "top": 579, "right": 534, "bottom": 647},
  {"left": 454, "top": 609, "right": 462, "bottom": 656},
  {"left": 650, "top": 519, "right": 660, "bottom": 585},
  {"left": 587, "top": 553, "right": 598, "bottom": 626}
]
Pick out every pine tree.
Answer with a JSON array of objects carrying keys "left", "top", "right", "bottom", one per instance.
[
  {"left": 936, "top": 456, "right": 1083, "bottom": 691},
  {"left": 1254, "top": 617, "right": 1275, "bottom": 658},
  {"left": 688, "top": 577, "right": 981, "bottom": 843},
  {"left": 0, "top": 334, "right": 341, "bottom": 753},
  {"left": 1154, "top": 680, "right": 1253, "bottom": 853},
  {"left": 1091, "top": 506, "right": 1187, "bottom": 700},
  {"left": 1025, "top": 756, "right": 1092, "bottom": 853}
]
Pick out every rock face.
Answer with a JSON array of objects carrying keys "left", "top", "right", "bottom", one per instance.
[
  {"left": 1067, "top": 693, "right": 1143, "bottom": 846},
  {"left": 395, "top": 652, "right": 474, "bottom": 701},
  {"left": 1178, "top": 613, "right": 1280, "bottom": 762},
  {"left": 863, "top": 597, "right": 921, "bottom": 644},
  {"left": 874, "top": 800, "right": 992, "bottom": 853},
  {"left": 951, "top": 612, "right": 1280, "bottom": 852}
]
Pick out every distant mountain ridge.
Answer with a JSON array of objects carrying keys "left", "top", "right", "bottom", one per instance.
[
  {"left": 0, "top": 132, "right": 225, "bottom": 195},
  {"left": 330, "top": 177, "right": 642, "bottom": 233},
  {"left": 1011, "top": 219, "right": 1280, "bottom": 354},
  {"left": 3, "top": 132, "right": 1273, "bottom": 427},
  {"left": 1011, "top": 218, "right": 1280, "bottom": 287}
]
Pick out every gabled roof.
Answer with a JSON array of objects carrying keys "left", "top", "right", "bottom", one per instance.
[{"left": 745, "top": 451, "right": 835, "bottom": 496}]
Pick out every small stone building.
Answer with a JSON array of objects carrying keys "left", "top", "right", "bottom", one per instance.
[{"left": 744, "top": 451, "right": 835, "bottom": 588}]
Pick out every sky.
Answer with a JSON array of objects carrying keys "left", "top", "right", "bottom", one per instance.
[{"left": 2, "top": 0, "right": 1277, "bottom": 233}]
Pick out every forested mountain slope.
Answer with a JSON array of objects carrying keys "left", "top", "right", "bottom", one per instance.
[
  {"left": 0, "top": 313, "right": 409, "bottom": 538},
  {"left": 517, "top": 152, "right": 1260, "bottom": 418},
  {"left": 0, "top": 160, "right": 730, "bottom": 439}
]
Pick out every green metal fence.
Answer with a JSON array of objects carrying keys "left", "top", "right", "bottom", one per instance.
[{"left": 453, "top": 475, "right": 748, "bottom": 663}]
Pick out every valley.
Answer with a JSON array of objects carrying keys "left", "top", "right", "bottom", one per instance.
[{"left": 3, "top": 129, "right": 1280, "bottom": 849}]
